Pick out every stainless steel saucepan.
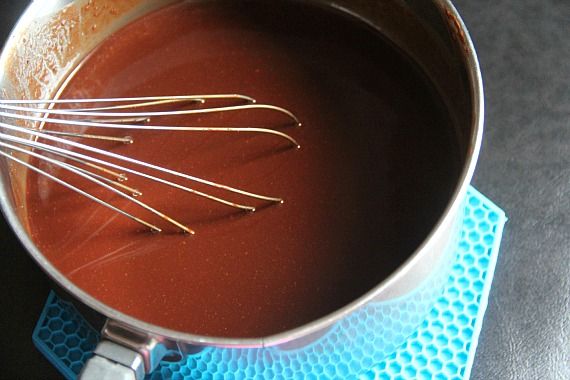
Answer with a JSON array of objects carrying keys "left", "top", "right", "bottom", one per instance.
[{"left": 0, "top": 1, "right": 482, "bottom": 379}]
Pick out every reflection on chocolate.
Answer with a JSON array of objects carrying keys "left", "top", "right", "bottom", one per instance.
[{"left": 25, "top": 1, "right": 460, "bottom": 338}]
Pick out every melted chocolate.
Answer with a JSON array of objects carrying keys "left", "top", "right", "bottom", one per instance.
[{"left": 25, "top": 0, "right": 460, "bottom": 337}]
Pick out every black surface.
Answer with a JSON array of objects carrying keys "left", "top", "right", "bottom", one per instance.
[
  {"left": 0, "top": 1, "right": 568, "bottom": 379},
  {"left": 454, "top": 1, "right": 570, "bottom": 379}
]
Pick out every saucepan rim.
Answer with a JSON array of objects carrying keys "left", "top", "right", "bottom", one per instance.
[{"left": 0, "top": 0, "right": 483, "bottom": 348}]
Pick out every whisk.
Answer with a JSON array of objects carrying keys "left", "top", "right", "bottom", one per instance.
[{"left": 0, "top": 94, "right": 301, "bottom": 235}]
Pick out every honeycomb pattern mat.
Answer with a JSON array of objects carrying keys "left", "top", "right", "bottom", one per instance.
[{"left": 33, "top": 186, "right": 507, "bottom": 380}]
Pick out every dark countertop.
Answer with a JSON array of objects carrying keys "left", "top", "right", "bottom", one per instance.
[
  {"left": 455, "top": 1, "right": 570, "bottom": 378},
  {"left": 0, "top": 1, "right": 568, "bottom": 379}
]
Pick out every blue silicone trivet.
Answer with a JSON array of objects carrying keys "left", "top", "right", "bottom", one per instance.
[{"left": 33, "top": 186, "right": 507, "bottom": 380}]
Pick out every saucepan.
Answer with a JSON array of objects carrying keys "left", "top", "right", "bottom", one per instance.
[{"left": 0, "top": 0, "right": 482, "bottom": 379}]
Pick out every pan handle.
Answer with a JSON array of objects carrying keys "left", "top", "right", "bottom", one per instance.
[
  {"left": 79, "top": 319, "right": 172, "bottom": 380},
  {"left": 79, "top": 340, "right": 145, "bottom": 380}
]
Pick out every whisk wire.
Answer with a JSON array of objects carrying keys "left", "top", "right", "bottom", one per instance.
[
  {"left": 0, "top": 110, "right": 300, "bottom": 148},
  {"left": 0, "top": 94, "right": 300, "bottom": 234},
  {"left": 0, "top": 128, "right": 261, "bottom": 212},
  {"left": 0, "top": 143, "right": 165, "bottom": 233},
  {"left": 0, "top": 94, "right": 256, "bottom": 105},
  {"left": 0, "top": 103, "right": 300, "bottom": 124}
]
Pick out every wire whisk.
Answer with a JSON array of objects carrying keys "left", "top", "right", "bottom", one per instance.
[{"left": 0, "top": 94, "right": 301, "bottom": 234}]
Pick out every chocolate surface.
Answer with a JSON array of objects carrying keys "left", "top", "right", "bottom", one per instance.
[{"left": 25, "top": 0, "right": 460, "bottom": 337}]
